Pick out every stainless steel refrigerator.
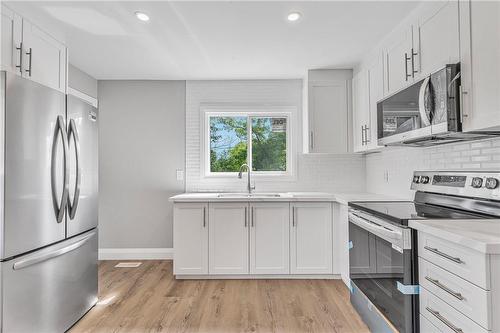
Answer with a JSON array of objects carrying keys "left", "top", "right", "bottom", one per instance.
[{"left": 0, "top": 71, "right": 98, "bottom": 332}]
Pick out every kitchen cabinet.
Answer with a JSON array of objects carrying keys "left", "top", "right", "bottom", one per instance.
[
  {"left": 173, "top": 203, "right": 208, "bottom": 275},
  {"left": 209, "top": 202, "right": 249, "bottom": 274},
  {"left": 413, "top": 1, "right": 459, "bottom": 79},
  {"left": 290, "top": 202, "right": 333, "bottom": 274},
  {"left": 307, "top": 69, "right": 352, "bottom": 154},
  {"left": 249, "top": 202, "right": 289, "bottom": 274},
  {"left": 385, "top": 26, "right": 414, "bottom": 95},
  {"left": 352, "top": 54, "right": 384, "bottom": 152},
  {"left": 0, "top": 5, "right": 67, "bottom": 93},
  {"left": 335, "top": 203, "right": 350, "bottom": 285},
  {"left": 1, "top": 5, "right": 22, "bottom": 75},
  {"left": 459, "top": 0, "right": 500, "bottom": 132}
]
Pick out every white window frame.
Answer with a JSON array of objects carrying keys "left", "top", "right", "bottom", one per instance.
[{"left": 201, "top": 105, "right": 295, "bottom": 179}]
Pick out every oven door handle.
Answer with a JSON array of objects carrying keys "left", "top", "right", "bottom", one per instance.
[{"left": 349, "top": 212, "right": 402, "bottom": 240}]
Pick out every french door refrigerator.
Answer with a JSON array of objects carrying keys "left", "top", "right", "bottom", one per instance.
[{"left": 0, "top": 71, "right": 98, "bottom": 332}]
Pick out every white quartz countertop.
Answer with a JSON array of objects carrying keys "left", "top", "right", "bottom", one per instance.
[
  {"left": 170, "top": 191, "right": 407, "bottom": 204},
  {"left": 409, "top": 219, "right": 500, "bottom": 254}
]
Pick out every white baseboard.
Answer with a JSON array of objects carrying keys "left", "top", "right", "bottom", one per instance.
[{"left": 98, "top": 248, "right": 174, "bottom": 260}]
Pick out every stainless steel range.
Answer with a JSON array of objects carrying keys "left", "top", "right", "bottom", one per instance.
[{"left": 348, "top": 171, "right": 500, "bottom": 333}]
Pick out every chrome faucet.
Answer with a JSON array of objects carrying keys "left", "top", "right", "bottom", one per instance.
[{"left": 238, "top": 163, "right": 255, "bottom": 194}]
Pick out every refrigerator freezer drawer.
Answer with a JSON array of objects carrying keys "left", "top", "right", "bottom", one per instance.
[{"left": 1, "top": 229, "right": 98, "bottom": 333}]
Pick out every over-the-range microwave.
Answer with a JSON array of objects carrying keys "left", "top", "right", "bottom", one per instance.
[{"left": 377, "top": 64, "right": 499, "bottom": 147}]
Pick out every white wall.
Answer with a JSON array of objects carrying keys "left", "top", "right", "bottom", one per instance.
[
  {"left": 366, "top": 138, "right": 500, "bottom": 199},
  {"left": 185, "top": 79, "right": 366, "bottom": 193},
  {"left": 98, "top": 80, "right": 186, "bottom": 249}
]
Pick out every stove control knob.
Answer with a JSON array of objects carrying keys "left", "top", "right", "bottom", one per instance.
[
  {"left": 471, "top": 177, "right": 483, "bottom": 188},
  {"left": 413, "top": 176, "right": 420, "bottom": 183},
  {"left": 420, "top": 176, "right": 430, "bottom": 184},
  {"left": 485, "top": 178, "right": 499, "bottom": 190}
]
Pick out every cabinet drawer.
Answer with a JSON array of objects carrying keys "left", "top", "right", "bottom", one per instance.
[
  {"left": 418, "top": 232, "right": 490, "bottom": 289},
  {"left": 420, "top": 287, "right": 488, "bottom": 333},
  {"left": 419, "top": 258, "right": 491, "bottom": 329}
]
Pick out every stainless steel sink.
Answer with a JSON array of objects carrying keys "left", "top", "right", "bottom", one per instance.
[{"left": 217, "top": 193, "right": 282, "bottom": 198}]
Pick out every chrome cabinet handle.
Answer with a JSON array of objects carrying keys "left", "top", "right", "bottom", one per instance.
[
  {"left": 460, "top": 86, "right": 468, "bottom": 122},
  {"left": 67, "top": 119, "right": 81, "bottom": 219},
  {"left": 292, "top": 207, "right": 296, "bottom": 227},
  {"left": 13, "top": 231, "right": 95, "bottom": 270},
  {"left": 203, "top": 206, "right": 206, "bottom": 227},
  {"left": 361, "top": 126, "right": 365, "bottom": 146},
  {"left": 25, "top": 47, "right": 32, "bottom": 76},
  {"left": 405, "top": 52, "right": 411, "bottom": 81},
  {"left": 51, "top": 115, "right": 70, "bottom": 223},
  {"left": 365, "top": 125, "right": 370, "bottom": 144},
  {"left": 411, "top": 48, "right": 418, "bottom": 77},
  {"left": 425, "top": 276, "right": 464, "bottom": 301},
  {"left": 424, "top": 246, "right": 463, "bottom": 264},
  {"left": 426, "top": 307, "right": 463, "bottom": 333},
  {"left": 15, "top": 42, "right": 23, "bottom": 73},
  {"left": 310, "top": 131, "right": 314, "bottom": 150},
  {"left": 244, "top": 206, "right": 247, "bottom": 227}
]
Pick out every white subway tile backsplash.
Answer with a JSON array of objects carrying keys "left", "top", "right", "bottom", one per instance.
[{"left": 367, "top": 138, "right": 500, "bottom": 198}]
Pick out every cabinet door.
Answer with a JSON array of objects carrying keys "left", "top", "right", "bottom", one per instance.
[
  {"left": 349, "top": 222, "right": 377, "bottom": 274},
  {"left": 415, "top": 1, "right": 459, "bottom": 79},
  {"left": 309, "top": 82, "right": 349, "bottom": 153},
  {"left": 1, "top": 5, "right": 22, "bottom": 75},
  {"left": 366, "top": 54, "right": 384, "bottom": 150},
  {"left": 335, "top": 203, "right": 350, "bottom": 286},
  {"left": 173, "top": 203, "right": 208, "bottom": 275},
  {"left": 22, "top": 18, "right": 67, "bottom": 93},
  {"left": 249, "top": 202, "right": 289, "bottom": 275},
  {"left": 290, "top": 202, "right": 333, "bottom": 274},
  {"left": 352, "top": 71, "right": 369, "bottom": 153},
  {"left": 209, "top": 202, "right": 249, "bottom": 275},
  {"left": 385, "top": 27, "right": 413, "bottom": 95},
  {"left": 460, "top": 1, "right": 500, "bottom": 132}
]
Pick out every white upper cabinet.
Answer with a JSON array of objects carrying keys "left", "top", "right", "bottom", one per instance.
[
  {"left": 352, "top": 70, "right": 369, "bottom": 152},
  {"left": 1, "top": 5, "right": 22, "bottom": 75},
  {"left": 385, "top": 26, "right": 414, "bottom": 95},
  {"left": 249, "top": 202, "right": 290, "bottom": 275},
  {"left": 21, "top": 19, "right": 67, "bottom": 93},
  {"left": 307, "top": 69, "right": 352, "bottom": 154},
  {"left": 209, "top": 202, "right": 249, "bottom": 275},
  {"left": 413, "top": 0, "right": 459, "bottom": 79},
  {"left": 290, "top": 202, "right": 333, "bottom": 274},
  {"left": 366, "top": 54, "right": 384, "bottom": 150},
  {"left": 459, "top": 0, "right": 500, "bottom": 132},
  {"left": 1, "top": 5, "right": 67, "bottom": 93},
  {"left": 173, "top": 203, "right": 208, "bottom": 275}
]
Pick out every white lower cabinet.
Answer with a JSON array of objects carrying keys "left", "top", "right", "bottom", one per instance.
[
  {"left": 173, "top": 203, "right": 208, "bottom": 275},
  {"left": 250, "top": 202, "right": 290, "bottom": 275},
  {"left": 290, "top": 202, "right": 333, "bottom": 274},
  {"left": 209, "top": 202, "right": 249, "bottom": 275}
]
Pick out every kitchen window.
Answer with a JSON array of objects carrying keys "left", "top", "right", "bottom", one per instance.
[{"left": 204, "top": 110, "right": 292, "bottom": 177}]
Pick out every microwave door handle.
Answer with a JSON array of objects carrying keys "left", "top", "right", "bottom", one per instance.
[{"left": 418, "top": 76, "right": 432, "bottom": 127}]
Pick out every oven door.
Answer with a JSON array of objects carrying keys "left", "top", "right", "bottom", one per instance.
[{"left": 348, "top": 210, "right": 418, "bottom": 333}]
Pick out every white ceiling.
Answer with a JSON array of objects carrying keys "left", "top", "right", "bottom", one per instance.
[{"left": 6, "top": 1, "right": 420, "bottom": 80}]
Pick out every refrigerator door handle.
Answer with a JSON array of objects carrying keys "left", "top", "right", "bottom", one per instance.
[
  {"left": 12, "top": 231, "right": 96, "bottom": 270},
  {"left": 51, "top": 115, "right": 70, "bottom": 223},
  {"left": 67, "top": 118, "right": 81, "bottom": 219}
]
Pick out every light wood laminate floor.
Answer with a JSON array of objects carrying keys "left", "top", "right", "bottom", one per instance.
[{"left": 69, "top": 260, "right": 369, "bottom": 333}]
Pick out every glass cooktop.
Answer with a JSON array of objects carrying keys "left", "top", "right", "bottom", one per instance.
[{"left": 349, "top": 201, "right": 486, "bottom": 226}]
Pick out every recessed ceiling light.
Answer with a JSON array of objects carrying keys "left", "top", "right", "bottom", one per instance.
[
  {"left": 135, "top": 11, "right": 150, "bottom": 22},
  {"left": 287, "top": 12, "right": 301, "bottom": 22}
]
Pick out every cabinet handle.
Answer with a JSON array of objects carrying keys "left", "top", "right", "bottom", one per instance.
[
  {"left": 244, "top": 206, "right": 247, "bottom": 227},
  {"left": 361, "top": 126, "right": 365, "bottom": 146},
  {"left": 426, "top": 307, "right": 463, "bottom": 333},
  {"left": 310, "top": 131, "right": 314, "bottom": 150},
  {"left": 404, "top": 52, "right": 411, "bottom": 81},
  {"left": 425, "top": 276, "right": 464, "bottom": 301},
  {"left": 424, "top": 246, "right": 464, "bottom": 264},
  {"left": 203, "top": 207, "right": 206, "bottom": 227},
  {"left": 292, "top": 207, "right": 296, "bottom": 227},
  {"left": 25, "top": 47, "right": 32, "bottom": 76},
  {"left": 15, "top": 42, "right": 23, "bottom": 73},
  {"left": 411, "top": 48, "right": 418, "bottom": 77},
  {"left": 365, "top": 126, "right": 370, "bottom": 144},
  {"left": 459, "top": 86, "right": 468, "bottom": 122}
]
